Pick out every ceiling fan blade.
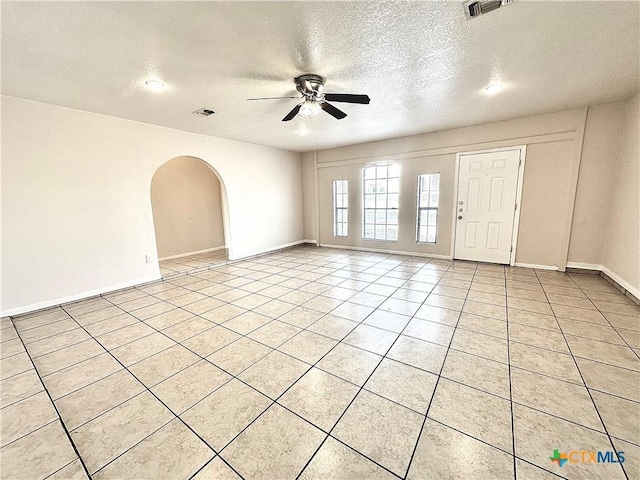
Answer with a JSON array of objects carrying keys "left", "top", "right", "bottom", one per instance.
[
  {"left": 324, "top": 94, "right": 370, "bottom": 104},
  {"left": 247, "top": 96, "right": 301, "bottom": 101},
  {"left": 282, "top": 104, "right": 302, "bottom": 121},
  {"left": 321, "top": 102, "right": 347, "bottom": 119}
]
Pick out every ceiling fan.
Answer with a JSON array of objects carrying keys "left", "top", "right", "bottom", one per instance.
[{"left": 248, "top": 74, "right": 370, "bottom": 121}]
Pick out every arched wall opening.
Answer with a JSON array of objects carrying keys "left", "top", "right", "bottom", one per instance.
[{"left": 150, "top": 156, "right": 231, "bottom": 272}]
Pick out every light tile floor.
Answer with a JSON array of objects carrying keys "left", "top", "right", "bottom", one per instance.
[
  {"left": 159, "top": 249, "right": 228, "bottom": 278},
  {"left": 1, "top": 246, "right": 639, "bottom": 479}
]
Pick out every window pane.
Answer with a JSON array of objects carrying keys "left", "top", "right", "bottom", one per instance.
[
  {"left": 376, "top": 180, "right": 387, "bottom": 193},
  {"left": 365, "top": 209, "right": 375, "bottom": 223},
  {"left": 388, "top": 178, "right": 399, "bottom": 193},
  {"left": 387, "top": 210, "right": 398, "bottom": 224},
  {"left": 365, "top": 194, "right": 376, "bottom": 208},
  {"left": 388, "top": 194, "right": 398, "bottom": 209},
  {"left": 416, "top": 173, "right": 440, "bottom": 244},
  {"left": 388, "top": 164, "right": 400, "bottom": 178},
  {"left": 364, "top": 225, "right": 375, "bottom": 238},
  {"left": 375, "top": 225, "right": 386, "bottom": 239},
  {"left": 375, "top": 209, "right": 386, "bottom": 223},
  {"left": 376, "top": 194, "right": 387, "bottom": 209},
  {"left": 376, "top": 164, "right": 387, "bottom": 178},
  {"left": 387, "top": 226, "right": 398, "bottom": 241},
  {"left": 365, "top": 180, "right": 376, "bottom": 194},
  {"left": 364, "top": 166, "right": 375, "bottom": 179},
  {"left": 333, "top": 180, "right": 349, "bottom": 237}
]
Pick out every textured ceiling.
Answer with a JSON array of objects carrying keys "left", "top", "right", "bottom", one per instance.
[{"left": 2, "top": 1, "right": 639, "bottom": 152}]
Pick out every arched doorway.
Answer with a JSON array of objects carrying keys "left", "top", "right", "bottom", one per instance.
[{"left": 151, "top": 156, "right": 230, "bottom": 276}]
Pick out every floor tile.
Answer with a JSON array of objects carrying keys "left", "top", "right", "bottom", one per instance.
[
  {"left": 279, "top": 368, "right": 359, "bottom": 432},
  {"left": 508, "top": 323, "right": 570, "bottom": 354},
  {"left": 330, "top": 302, "right": 375, "bottom": 322},
  {"left": 223, "top": 404, "right": 324, "bottom": 480},
  {"left": 564, "top": 334, "right": 639, "bottom": 371},
  {"left": 1, "top": 391, "right": 57, "bottom": 447},
  {"left": 299, "top": 436, "right": 396, "bottom": 479},
  {"left": 220, "top": 311, "right": 272, "bottom": 335},
  {"left": 387, "top": 335, "right": 448, "bottom": 374},
  {"left": 590, "top": 390, "right": 640, "bottom": 444},
  {"left": 43, "top": 353, "right": 122, "bottom": 399},
  {"left": 161, "top": 316, "right": 216, "bottom": 342},
  {"left": 152, "top": 360, "right": 231, "bottom": 414},
  {"left": 55, "top": 369, "right": 145, "bottom": 430},
  {"left": 278, "top": 330, "right": 338, "bottom": 364},
  {"left": 27, "top": 327, "right": 92, "bottom": 358},
  {"left": 333, "top": 389, "right": 424, "bottom": 476},
  {"left": 93, "top": 419, "right": 213, "bottom": 480},
  {"left": 143, "top": 308, "right": 194, "bottom": 330},
  {"left": 509, "top": 342, "right": 583, "bottom": 385},
  {"left": 343, "top": 324, "right": 398, "bottom": 355},
  {"left": 0, "top": 368, "right": 43, "bottom": 408},
  {"left": 413, "top": 304, "right": 460, "bottom": 325},
  {"left": 70, "top": 391, "right": 174, "bottom": 473},
  {"left": 279, "top": 307, "right": 325, "bottom": 328},
  {"left": 402, "top": 317, "right": 455, "bottom": 346},
  {"left": 612, "top": 438, "right": 638, "bottom": 480},
  {"left": 0, "top": 421, "right": 78, "bottom": 480},
  {"left": 364, "top": 358, "right": 437, "bottom": 413},
  {"left": 48, "top": 458, "right": 89, "bottom": 480},
  {"left": 181, "top": 379, "right": 271, "bottom": 451},
  {"left": 514, "top": 458, "right": 561, "bottom": 480},
  {"left": 428, "top": 378, "right": 513, "bottom": 452},
  {"left": 307, "top": 314, "right": 358, "bottom": 340},
  {"left": 442, "top": 349, "right": 510, "bottom": 399},
  {"left": 33, "top": 339, "right": 104, "bottom": 377},
  {"left": 407, "top": 419, "right": 514, "bottom": 480},
  {"left": 457, "top": 312, "right": 507, "bottom": 338},
  {"left": 317, "top": 343, "right": 382, "bottom": 385},
  {"left": 450, "top": 328, "right": 508, "bottom": 363},
  {"left": 192, "top": 457, "right": 241, "bottom": 479},
  {"left": 576, "top": 357, "right": 640, "bottom": 402},
  {"left": 207, "top": 337, "right": 273, "bottom": 375},
  {"left": 511, "top": 368, "right": 603, "bottom": 431},
  {"left": 110, "top": 332, "right": 176, "bottom": 366},
  {"left": 1, "top": 352, "right": 34, "bottom": 380},
  {"left": 182, "top": 326, "right": 240, "bottom": 357},
  {"left": 513, "top": 404, "right": 626, "bottom": 480},
  {"left": 129, "top": 344, "right": 200, "bottom": 387},
  {"left": 239, "top": 350, "right": 309, "bottom": 399},
  {"left": 247, "top": 320, "right": 302, "bottom": 348}
]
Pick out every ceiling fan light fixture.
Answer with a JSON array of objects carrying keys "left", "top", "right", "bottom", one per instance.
[
  {"left": 485, "top": 83, "right": 504, "bottom": 94},
  {"left": 298, "top": 100, "right": 322, "bottom": 118},
  {"left": 145, "top": 79, "right": 165, "bottom": 91}
]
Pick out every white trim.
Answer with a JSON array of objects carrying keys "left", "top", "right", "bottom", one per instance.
[
  {"left": 510, "top": 145, "right": 527, "bottom": 267},
  {"left": 452, "top": 146, "right": 527, "bottom": 266},
  {"left": 1, "top": 275, "right": 162, "bottom": 317},
  {"left": 228, "top": 240, "right": 308, "bottom": 261},
  {"left": 315, "top": 131, "right": 576, "bottom": 168},
  {"left": 313, "top": 150, "right": 320, "bottom": 244},
  {"left": 303, "top": 239, "right": 318, "bottom": 245},
  {"left": 159, "top": 246, "right": 226, "bottom": 261},
  {"left": 514, "top": 262, "right": 558, "bottom": 271},
  {"left": 565, "top": 262, "right": 601, "bottom": 271},
  {"left": 319, "top": 243, "right": 453, "bottom": 259},
  {"left": 600, "top": 266, "right": 640, "bottom": 300}
]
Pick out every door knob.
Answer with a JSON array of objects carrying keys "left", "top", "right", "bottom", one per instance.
[{"left": 458, "top": 215, "right": 463, "bottom": 220}]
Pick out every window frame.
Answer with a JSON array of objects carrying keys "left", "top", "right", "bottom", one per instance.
[
  {"left": 415, "top": 172, "right": 440, "bottom": 244},
  {"left": 332, "top": 179, "right": 349, "bottom": 237},
  {"left": 362, "top": 162, "right": 400, "bottom": 242}
]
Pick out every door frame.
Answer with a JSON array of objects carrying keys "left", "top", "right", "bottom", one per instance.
[{"left": 451, "top": 145, "right": 527, "bottom": 267}]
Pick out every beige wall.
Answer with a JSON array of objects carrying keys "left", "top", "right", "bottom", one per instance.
[
  {"left": 151, "top": 156, "right": 225, "bottom": 259},
  {"left": 568, "top": 102, "right": 626, "bottom": 265},
  {"left": 301, "top": 152, "right": 316, "bottom": 241},
  {"left": 602, "top": 93, "right": 639, "bottom": 292},
  {"left": 305, "top": 108, "right": 588, "bottom": 268}
]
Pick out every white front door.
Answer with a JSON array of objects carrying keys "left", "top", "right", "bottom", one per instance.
[{"left": 454, "top": 149, "right": 521, "bottom": 264}]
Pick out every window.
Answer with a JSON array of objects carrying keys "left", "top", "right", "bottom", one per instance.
[
  {"left": 333, "top": 180, "right": 349, "bottom": 237},
  {"left": 363, "top": 163, "right": 400, "bottom": 241},
  {"left": 416, "top": 173, "right": 440, "bottom": 244}
]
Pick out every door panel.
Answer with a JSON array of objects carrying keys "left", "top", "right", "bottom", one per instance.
[{"left": 454, "top": 150, "right": 521, "bottom": 264}]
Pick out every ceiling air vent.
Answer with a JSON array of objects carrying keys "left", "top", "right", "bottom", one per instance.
[
  {"left": 463, "top": 0, "right": 513, "bottom": 20},
  {"left": 193, "top": 108, "right": 215, "bottom": 117}
]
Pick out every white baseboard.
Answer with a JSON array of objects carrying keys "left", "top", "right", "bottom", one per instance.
[
  {"left": 565, "top": 262, "right": 601, "bottom": 271},
  {"left": 565, "top": 262, "right": 639, "bottom": 300},
  {"left": 319, "top": 243, "right": 453, "bottom": 259},
  {"left": 514, "top": 262, "right": 558, "bottom": 271},
  {"left": 303, "top": 239, "right": 318, "bottom": 245},
  {"left": 159, "top": 246, "right": 226, "bottom": 261},
  {"left": 228, "top": 240, "right": 308, "bottom": 261},
  {"left": 1, "top": 275, "right": 162, "bottom": 317}
]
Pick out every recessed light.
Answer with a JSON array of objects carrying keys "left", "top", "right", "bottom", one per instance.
[
  {"left": 145, "top": 79, "right": 165, "bottom": 91},
  {"left": 485, "top": 83, "right": 504, "bottom": 94}
]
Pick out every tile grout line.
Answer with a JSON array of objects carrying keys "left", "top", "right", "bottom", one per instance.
[
  {"left": 533, "top": 270, "right": 630, "bottom": 480},
  {"left": 504, "top": 265, "right": 520, "bottom": 480}
]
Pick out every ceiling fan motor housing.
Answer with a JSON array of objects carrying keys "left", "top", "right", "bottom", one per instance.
[{"left": 295, "top": 74, "right": 325, "bottom": 99}]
